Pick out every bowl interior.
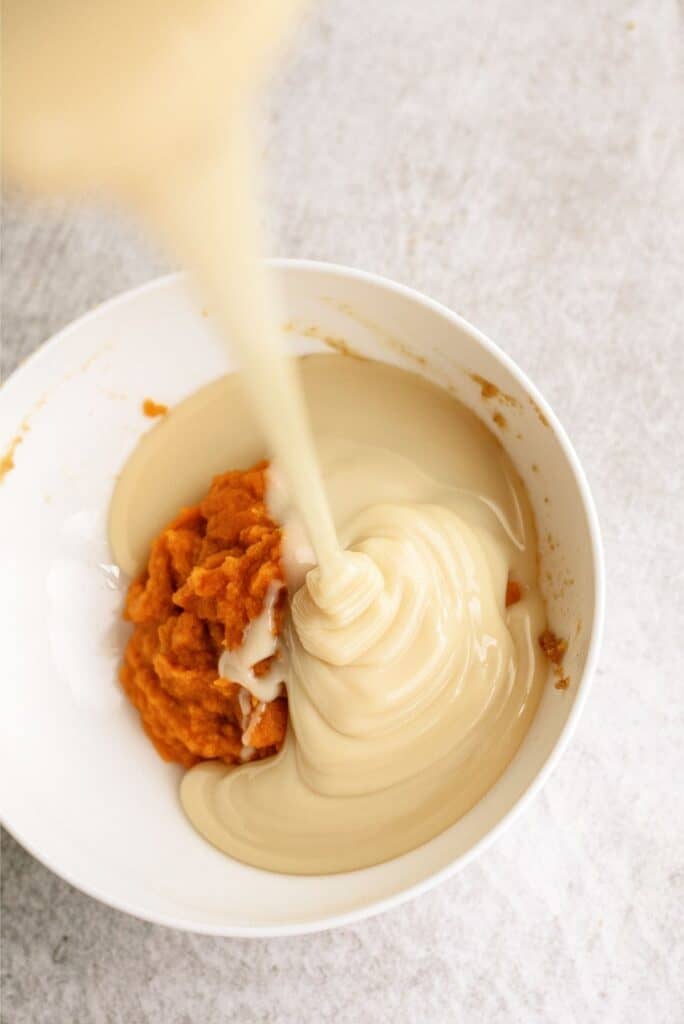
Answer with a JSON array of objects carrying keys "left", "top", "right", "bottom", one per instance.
[{"left": 0, "top": 264, "right": 600, "bottom": 934}]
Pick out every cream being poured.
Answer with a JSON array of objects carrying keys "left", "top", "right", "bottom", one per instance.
[{"left": 5, "top": 0, "right": 548, "bottom": 874}]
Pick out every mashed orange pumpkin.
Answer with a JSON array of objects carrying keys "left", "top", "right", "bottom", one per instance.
[{"left": 120, "top": 461, "right": 288, "bottom": 768}]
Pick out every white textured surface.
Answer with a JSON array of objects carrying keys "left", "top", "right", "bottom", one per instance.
[{"left": 1, "top": 0, "right": 683, "bottom": 1020}]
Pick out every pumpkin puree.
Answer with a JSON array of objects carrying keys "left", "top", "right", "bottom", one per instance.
[{"left": 120, "top": 461, "right": 288, "bottom": 768}]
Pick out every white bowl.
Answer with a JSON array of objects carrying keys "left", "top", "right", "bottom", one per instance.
[{"left": 0, "top": 262, "right": 604, "bottom": 935}]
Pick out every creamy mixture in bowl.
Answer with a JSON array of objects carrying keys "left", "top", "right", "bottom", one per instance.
[{"left": 111, "top": 354, "right": 554, "bottom": 874}]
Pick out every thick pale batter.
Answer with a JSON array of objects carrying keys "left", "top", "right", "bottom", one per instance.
[{"left": 110, "top": 355, "right": 546, "bottom": 874}]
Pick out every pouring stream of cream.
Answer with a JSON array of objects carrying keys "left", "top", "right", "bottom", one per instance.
[{"left": 4, "top": 1, "right": 547, "bottom": 873}]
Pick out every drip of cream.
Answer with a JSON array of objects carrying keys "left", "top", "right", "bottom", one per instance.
[{"left": 218, "top": 583, "right": 285, "bottom": 704}]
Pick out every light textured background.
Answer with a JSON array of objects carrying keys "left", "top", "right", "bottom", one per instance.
[{"left": 2, "top": 1, "right": 683, "bottom": 1021}]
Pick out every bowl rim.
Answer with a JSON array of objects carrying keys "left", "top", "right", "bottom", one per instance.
[{"left": 1, "top": 259, "right": 605, "bottom": 937}]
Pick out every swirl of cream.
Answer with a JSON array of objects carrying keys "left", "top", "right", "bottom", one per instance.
[
  {"left": 181, "top": 493, "right": 545, "bottom": 874},
  {"left": 286, "top": 502, "right": 516, "bottom": 798}
]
